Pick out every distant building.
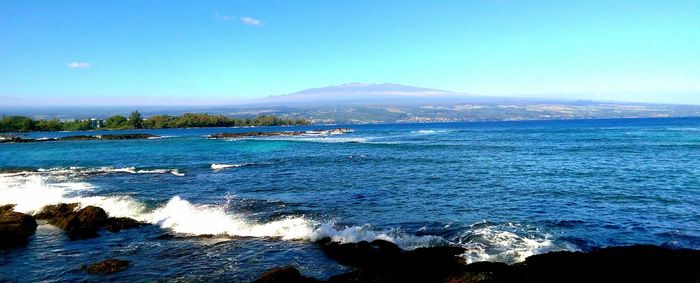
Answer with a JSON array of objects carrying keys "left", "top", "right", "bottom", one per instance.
[{"left": 89, "top": 118, "right": 105, "bottom": 128}]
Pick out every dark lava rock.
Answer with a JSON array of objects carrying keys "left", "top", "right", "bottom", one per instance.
[
  {"left": 105, "top": 217, "right": 144, "bottom": 232},
  {"left": 60, "top": 133, "right": 158, "bottom": 141},
  {"left": 318, "top": 237, "right": 467, "bottom": 283},
  {"left": 0, "top": 136, "right": 55, "bottom": 143},
  {"left": 34, "top": 203, "right": 79, "bottom": 220},
  {"left": 36, "top": 203, "right": 140, "bottom": 239},
  {"left": 256, "top": 239, "right": 700, "bottom": 283},
  {"left": 0, "top": 205, "right": 38, "bottom": 249},
  {"left": 1, "top": 134, "right": 158, "bottom": 143},
  {"left": 251, "top": 266, "right": 320, "bottom": 283},
  {"left": 53, "top": 205, "right": 108, "bottom": 238},
  {"left": 0, "top": 168, "right": 37, "bottom": 174},
  {"left": 84, "top": 259, "right": 130, "bottom": 275},
  {"left": 508, "top": 245, "right": 700, "bottom": 283},
  {"left": 210, "top": 128, "right": 352, "bottom": 139}
]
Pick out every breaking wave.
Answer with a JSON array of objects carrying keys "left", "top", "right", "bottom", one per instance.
[
  {"left": 0, "top": 171, "right": 571, "bottom": 262},
  {"left": 451, "top": 221, "right": 570, "bottom": 263},
  {"left": 28, "top": 166, "right": 185, "bottom": 177}
]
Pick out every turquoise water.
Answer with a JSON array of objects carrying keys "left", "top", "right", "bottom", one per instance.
[{"left": 1, "top": 118, "right": 699, "bottom": 281}]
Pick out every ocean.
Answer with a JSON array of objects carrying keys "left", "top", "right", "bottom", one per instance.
[{"left": 1, "top": 117, "right": 699, "bottom": 282}]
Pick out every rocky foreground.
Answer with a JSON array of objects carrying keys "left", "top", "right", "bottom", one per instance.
[
  {"left": 2, "top": 203, "right": 699, "bottom": 281},
  {"left": 0, "top": 133, "right": 159, "bottom": 143},
  {"left": 209, "top": 128, "right": 353, "bottom": 139},
  {"left": 253, "top": 238, "right": 700, "bottom": 283},
  {"left": 0, "top": 205, "right": 38, "bottom": 249},
  {"left": 0, "top": 203, "right": 144, "bottom": 246}
]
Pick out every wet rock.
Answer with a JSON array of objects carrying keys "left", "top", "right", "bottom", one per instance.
[
  {"left": 209, "top": 128, "right": 353, "bottom": 139},
  {"left": 36, "top": 204, "right": 141, "bottom": 239},
  {"left": 0, "top": 204, "right": 38, "bottom": 249},
  {"left": 251, "top": 266, "right": 320, "bottom": 283},
  {"left": 310, "top": 239, "right": 700, "bottom": 283},
  {"left": 0, "top": 134, "right": 159, "bottom": 143},
  {"left": 50, "top": 205, "right": 108, "bottom": 238},
  {"left": 61, "top": 134, "right": 158, "bottom": 141},
  {"left": 105, "top": 217, "right": 144, "bottom": 232},
  {"left": 445, "top": 262, "right": 510, "bottom": 283},
  {"left": 84, "top": 259, "right": 130, "bottom": 274},
  {"left": 34, "top": 203, "right": 79, "bottom": 220},
  {"left": 0, "top": 168, "right": 37, "bottom": 174},
  {"left": 510, "top": 245, "right": 700, "bottom": 283},
  {"left": 318, "top": 238, "right": 466, "bottom": 283}
]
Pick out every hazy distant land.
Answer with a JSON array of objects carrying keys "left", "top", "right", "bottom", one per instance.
[{"left": 3, "top": 83, "right": 700, "bottom": 124}]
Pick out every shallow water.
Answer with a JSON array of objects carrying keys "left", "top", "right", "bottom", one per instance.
[{"left": 1, "top": 118, "right": 699, "bottom": 281}]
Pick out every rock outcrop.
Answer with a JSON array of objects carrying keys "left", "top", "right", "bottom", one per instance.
[
  {"left": 209, "top": 128, "right": 353, "bottom": 139},
  {"left": 252, "top": 239, "right": 700, "bottom": 283},
  {"left": 104, "top": 217, "right": 143, "bottom": 232},
  {"left": 36, "top": 203, "right": 144, "bottom": 239},
  {"left": 84, "top": 259, "right": 130, "bottom": 274},
  {"left": 251, "top": 266, "right": 320, "bottom": 283},
  {"left": 0, "top": 134, "right": 159, "bottom": 143},
  {"left": 318, "top": 238, "right": 467, "bottom": 283},
  {"left": 0, "top": 204, "right": 38, "bottom": 249}
]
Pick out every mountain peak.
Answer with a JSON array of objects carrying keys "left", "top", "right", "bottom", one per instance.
[{"left": 253, "top": 83, "right": 470, "bottom": 106}]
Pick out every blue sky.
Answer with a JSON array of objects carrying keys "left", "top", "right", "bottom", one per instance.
[{"left": 1, "top": 0, "right": 699, "bottom": 105}]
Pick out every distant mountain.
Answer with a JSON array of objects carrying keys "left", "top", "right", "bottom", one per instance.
[
  {"left": 5, "top": 83, "right": 700, "bottom": 123},
  {"left": 251, "top": 83, "right": 475, "bottom": 106},
  {"left": 234, "top": 83, "right": 700, "bottom": 123}
]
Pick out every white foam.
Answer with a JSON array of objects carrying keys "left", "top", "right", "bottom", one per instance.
[
  {"left": 269, "top": 137, "right": 368, "bottom": 143},
  {"left": 226, "top": 136, "right": 369, "bottom": 144},
  {"left": 211, "top": 163, "right": 249, "bottom": 170},
  {"left": 0, "top": 173, "right": 145, "bottom": 218},
  {"left": 411, "top": 130, "right": 450, "bottom": 134},
  {"left": 135, "top": 168, "right": 184, "bottom": 176},
  {"left": 32, "top": 166, "right": 185, "bottom": 177},
  {"left": 146, "top": 196, "right": 315, "bottom": 239},
  {"left": 310, "top": 223, "right": 446, "bottom": 250},
  {"left": 453, "top": 222, "right": 562, "bottom": 264},
  {"left": 0, "top": 171, "right": 571, "bottom": 261},
  {"left": 147, "top": 135, "right": 176, "bottom": 139}
]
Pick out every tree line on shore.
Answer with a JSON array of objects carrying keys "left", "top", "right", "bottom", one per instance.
[{"left": 0, "top": 111, "right": 309, "bottom": 132}]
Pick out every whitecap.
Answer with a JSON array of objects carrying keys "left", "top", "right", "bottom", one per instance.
[
  {"left": 210, "top": 163, "right": 250, "bottom": 170},
  {"left": 451, "top": 222, "right": 570, "bottom": 263}
]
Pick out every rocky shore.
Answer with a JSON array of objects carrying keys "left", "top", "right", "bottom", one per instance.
[
  {"left": 209, "top": 128, "right": 353, "bottom": 139},
  {"left": 2, "top": 202, "right": 698, "bottom": 281},
  {"left": 253, "top": 238, "right": 700, "bottom": 283},
  {"left": 0, "top": 133, "right": 159, "bottom": 143},
  {"left": 0, "top": 203, "right": 145, "bottom": 244},
  {"left": 0, "top": 204, "right": 37, "bottom": 249}
]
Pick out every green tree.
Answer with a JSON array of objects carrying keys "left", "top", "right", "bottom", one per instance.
[
  {"left": 35, "top": 119, "right": 63, "bottom": 131},
  {"left": 105, "top": 115, "right": 128, "bottom": 129},
  {"left": 128, "top": 111, "right": 143, "bottom": 129},
  {"left": 0, "top": 116, "right": 35, "bottom": 132},
  {"left": 61, "top": 119, "right": 93, "bottom": 131}
]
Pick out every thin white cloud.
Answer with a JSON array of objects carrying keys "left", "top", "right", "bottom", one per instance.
[
  {"left": 240, "top": 16, "right": 263, "bottom": 26},
  {"left": 67, "top": 62, "right": 91, "bottom": 69},
  {"left": 214, "top": 12, "right": 234, "bottom": 22}
]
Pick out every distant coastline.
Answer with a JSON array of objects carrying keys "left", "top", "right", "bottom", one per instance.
[{"left": 0, "top": 111, "right": 309, "bottom": 133}]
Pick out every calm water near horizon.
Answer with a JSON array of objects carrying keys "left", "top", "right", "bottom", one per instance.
[{"left": 1, "top": 117, "right": 699, "bottom": 281}]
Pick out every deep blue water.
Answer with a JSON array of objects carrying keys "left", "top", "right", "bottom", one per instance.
[{"left": 1, "top": 117, "right": 699, "bottom": 282}]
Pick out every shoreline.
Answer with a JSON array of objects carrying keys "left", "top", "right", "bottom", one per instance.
[
  {"left": 2, "top": 115, "right": 698, "bottom": 135},
  {"left": 254, "top": 240, "right": 700, "bottom": 282},
  {"left": 2, "top": 203, "right": 698, "bottom": 282}
]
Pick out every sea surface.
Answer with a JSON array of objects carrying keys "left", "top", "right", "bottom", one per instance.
[{"left": 1, "top": 117, "right": 699, "bottom": 282}]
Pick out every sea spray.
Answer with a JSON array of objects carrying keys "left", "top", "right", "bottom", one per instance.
[{"left": 0, "top": 169, "right": 572, "bottom": 263}]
